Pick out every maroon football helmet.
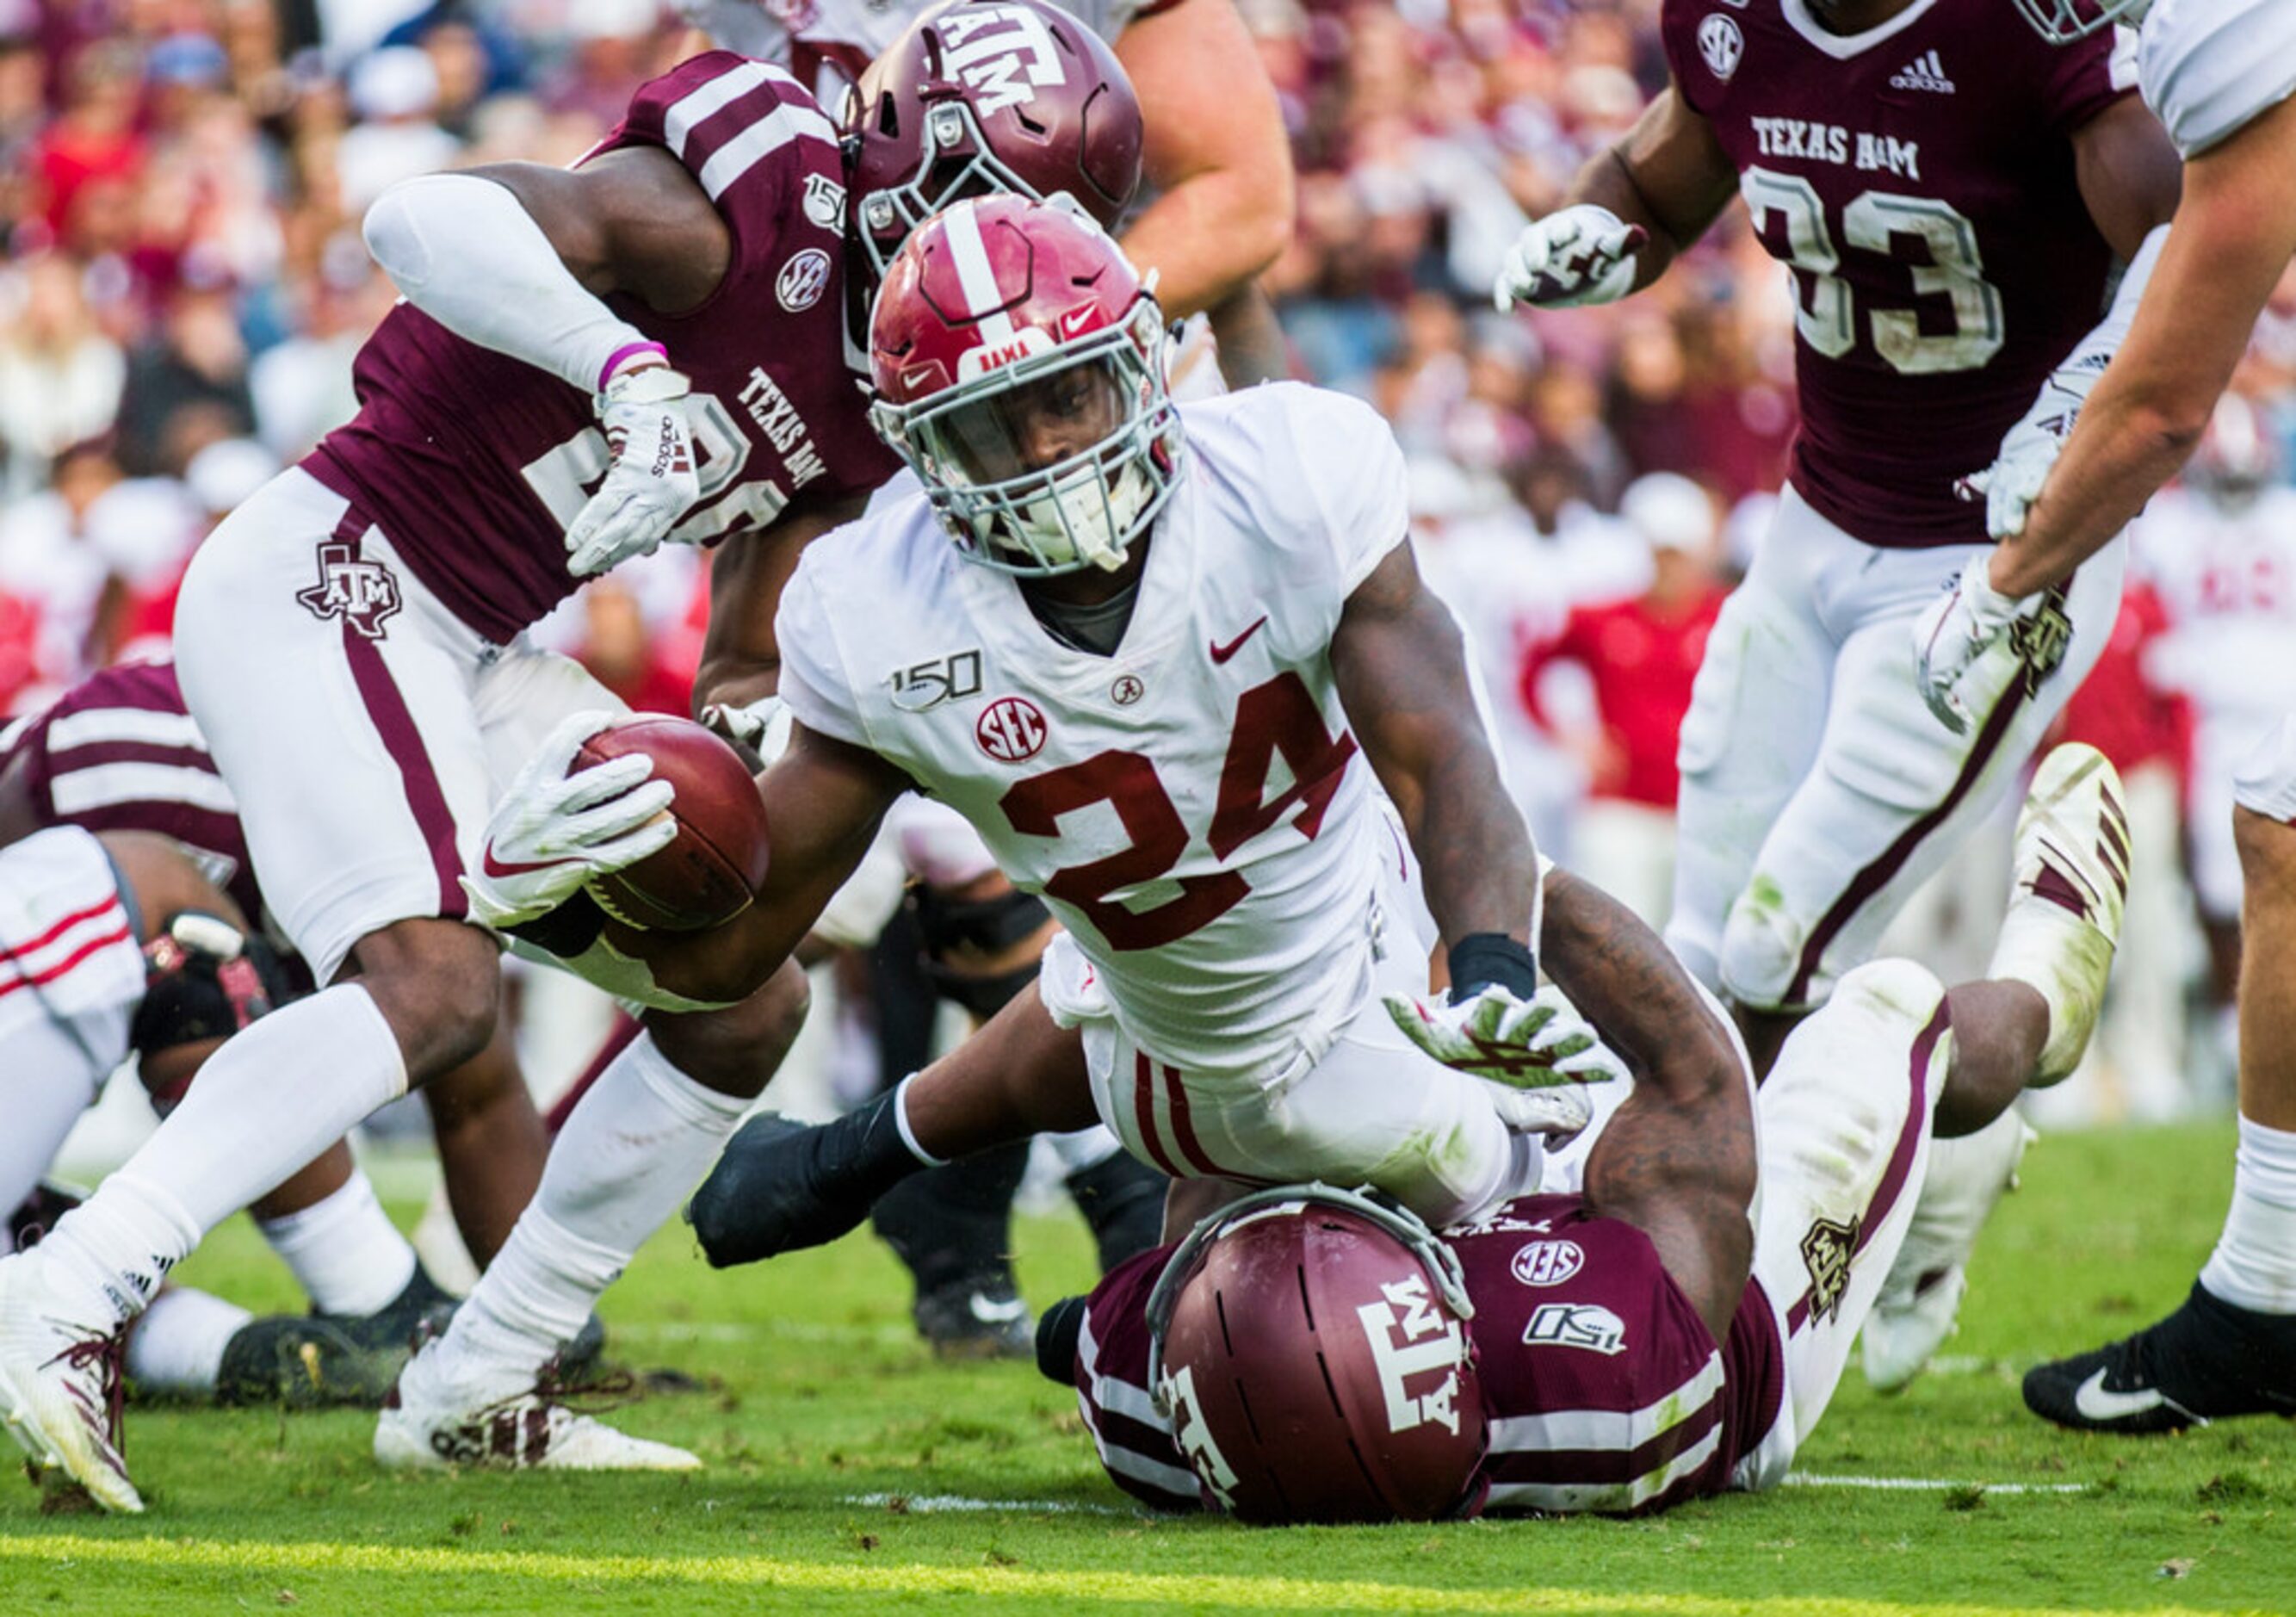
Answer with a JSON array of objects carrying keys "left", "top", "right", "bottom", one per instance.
[
  {"left": 843, "top": 0, "right": 1144, "bottom": 282},
  {"left": 1144, "top": 1186, "right": 1488, "bottom": 1525},
  {"left": 869, "top": 192, "right": 1182, "bottom": 573}
]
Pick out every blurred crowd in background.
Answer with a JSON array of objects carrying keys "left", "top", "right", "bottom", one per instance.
[{"left": 4, "top": 0, "right": 2295, "bottom": 1130}]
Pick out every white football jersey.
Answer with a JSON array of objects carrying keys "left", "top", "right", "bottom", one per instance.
[
  {"left": 682, "top": 0, "right": 1149, "bottom": 105},
  {"left": 2138, "top": 0, "right": 2296, "bottom": 155},
  {"left": 2133, "top": 486, "right": 2296, "bottom": 720},
  {"left": 777, "top": 383, "right": 1410, "bottom": 1081}
]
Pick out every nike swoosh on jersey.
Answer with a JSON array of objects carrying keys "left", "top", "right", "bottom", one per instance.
[
  {"left": 2071, "top": 1367, "right": 2170, "bottom": 1422},
  {"left": 1209, "top": 615, "right": 1270, "bottom": 664}
]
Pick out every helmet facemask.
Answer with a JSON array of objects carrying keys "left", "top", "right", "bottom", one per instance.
[
  {"left": 851, "top": 94, "right": 1055, "bottom": 285},
  {"left": 2007, "top": 0, "right": 2151, "bottom": 44},
  {"left": 873, "top": 297, "right": 1183, "bottom": 576}
]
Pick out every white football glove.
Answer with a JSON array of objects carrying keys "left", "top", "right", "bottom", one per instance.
[
  {"left": 460, "top": 710, "right": 678, "bottom": 932},
  {"left": 1384, "top": 982, "right": 1626, "bottom": 1092},
  {"left": 1493, "top": 205, "right": 1649, "bottom": 313},
  {"left": 564, "top": 361, "right": 702, "bottom": 579},
  {"left": 1911, "top": 561, "right": 2042, "bottom": 735},
  {"left": 699, "top": 693, "right": 794, "bottom": 766},
  {"left": 1955, "top": 361, "right": 2095, "bottom": 541}
]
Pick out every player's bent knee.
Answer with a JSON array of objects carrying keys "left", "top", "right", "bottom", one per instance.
[
  {"left": 1717, "top": 883, "right": 1808, "bottom": 1013},
  {"left": 647, "top": 960, "right": 809, "bottom": 1100},
  {"left": 346, "top": 919, "right": 503, "bottom": 1077},
  {"left": 1829, "top": 959, "right": 1946, "bottom": 1032}
]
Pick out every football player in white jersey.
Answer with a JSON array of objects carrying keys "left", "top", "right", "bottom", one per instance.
[
  {"left": 683, "top": 0, "right": 1294, "bottom": 388},
  {"left": 496, "top": 194, "right": 1636, "bottom": 1255},
  {"left": 1920, "top": 0, "right": 2296, "bottom": 1430}
]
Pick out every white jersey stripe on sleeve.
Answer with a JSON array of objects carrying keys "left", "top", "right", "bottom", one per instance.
[
  {"left": 664, "top": 60, "right": 772, "bottom": 158},
  {"left": 50, "top": 762, "right": 239, "bottom": 818},
  {"left": 1077, "top": 1317, "right": 1168, "bottom": 1430},
  {"left": 1485, "top": 1349, "right": 1725, "bottom": 1455},
  {"left": 46, "top": 707, "right": 209, "bottom": 753},
  {"left": 1482, "top": 1421, "right": 1725, "bottom": 1515},
  {"left": 696, "top": 98, "right": 839, "bottom": 201}
]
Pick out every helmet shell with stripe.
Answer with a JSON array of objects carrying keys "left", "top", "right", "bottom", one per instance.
[
  {"left": 843, "top": 0, "right": 1143, "bottom": 282},
  {"left": 867, "top": 192, "right": 1181, "bottom": 575},
  {"left": 1145, "top": 1186, "right": 1488, "bottom": 1524}
]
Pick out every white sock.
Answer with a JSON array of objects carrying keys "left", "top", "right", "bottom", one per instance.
[
  {"left": 40, "top": 984, "right": 408, "bottom": 1323},
  {"left": 257, "top": 1172, "right": 418, "bottom": 1317},
  {"left": 125, "top": 1286, "right": 251, "bottom": 1396},
  {"left": 427, "top": 1033, "right": 746, "bottom": 1402},
  {"left": 2199, "top": 1115, "right": 2296, "bottom": 1315}
]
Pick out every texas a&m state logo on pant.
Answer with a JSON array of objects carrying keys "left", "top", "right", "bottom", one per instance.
[{"left": 296, "top": 540, "right": 402, "bottom": 641}]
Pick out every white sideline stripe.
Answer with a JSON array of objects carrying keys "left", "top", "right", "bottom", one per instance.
[
  {"left": 46, "top": 706, "right": 207, "bottom": 753},
  {"left": 845, "top": 1492, "right": 1130, "bottom": 1516},
  {"left": 50, "top": 761, "right": 238, "bottom": 817},
  {"left": 1784, "top": 1473, "right": 2089, "bottom": 1495}
]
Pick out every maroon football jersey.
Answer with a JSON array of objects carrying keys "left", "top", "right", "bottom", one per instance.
[
  {"left": 1662, "top": 0, "right": 2133, "bottom": 545},
  {"left": 307, "top": 53, "right": 901, "bottom": 645},
  {"left": 0, "top": 660, "right": 261, "bottom": 924},
  {"left": 1071, "top": 1193, "right": 1784, "bottom": 1517}
]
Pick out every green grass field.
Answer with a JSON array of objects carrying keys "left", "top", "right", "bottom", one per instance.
[{"left": 3, "top": 1119, "right": 2290, "bottom": 1615}]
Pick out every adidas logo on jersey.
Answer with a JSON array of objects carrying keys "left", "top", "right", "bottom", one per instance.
[{"left": 1889, "top": 49, "right": 1954, "bottom": 93}]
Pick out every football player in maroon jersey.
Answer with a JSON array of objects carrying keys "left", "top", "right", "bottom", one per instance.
[
  {"left": 1493, "top": 0, "right": 2182, "bottom": 1391},
  {"left": 0, "top": 7, "right": 1144, "bottom": 1511},
  {"left": 1044, "top": 747, "right": 2132, "bottom": 1521}
]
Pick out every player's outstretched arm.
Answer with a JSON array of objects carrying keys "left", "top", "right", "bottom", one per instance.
[
  {"left": 1332, "top": 541, "right": 1537, "bottom": 953},
  {"left": 1548, "top": 870, "right": 1754, "bottom": 1344},
  {"left": 1990, "top": 94, "right": 2296, "bottom": 598},
  {"left": 1111, "top": 0, "right": 1293, "bottom": 332},
  {"left": 1495, "top": 87, "right": 1736, "bottom": 311}
]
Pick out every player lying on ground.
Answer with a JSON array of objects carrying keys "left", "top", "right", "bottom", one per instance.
[
  {"left": 1492, "top": 0, "right": 2180, "bottom": 1392},
  {"left": 1039, "top": 746, "right": 2130, "bottom": 1521},
  {"left": 0, "top": 824, "right": 449, "bottom": 1407},
  {"left": 0, "top": 6, "right": 1144, "bottom": 1512},
  {"left": 0, "top": 660, "right": 556, "bottom": 1394},
  {"left": 1916, "top": 0, "right": 2296, "bottom": 1433}
]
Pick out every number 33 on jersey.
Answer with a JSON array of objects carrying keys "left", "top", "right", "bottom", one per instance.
[
  {"left": 777, "top": 383, "right": 1410, "bottom": 1076},
  {"left": 1662, "top": 0, "right": 2138, "bottom": 548}
]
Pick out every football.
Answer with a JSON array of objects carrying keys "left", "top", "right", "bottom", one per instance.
[{"left": 572, "top": 716, "right": 769, "bottom": 932}]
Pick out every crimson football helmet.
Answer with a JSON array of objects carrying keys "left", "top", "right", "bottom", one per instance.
[
  {"left": 2008, "top": 0, "right": 2151, "bottom": 43},
  {"left": 1144, "top": 1185, "right": 1488, "bottom": 1525},
  {"left": 844, "top": 0, "right": 1144, "bottom": 282},
  {"left": 870, "top": 192, "right": 1182, "bottom": 574}
]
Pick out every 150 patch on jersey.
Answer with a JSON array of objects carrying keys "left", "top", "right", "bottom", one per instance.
[
  {"left": 1523, "top": 1302, "right": 1627, "bottom": 1355},
  {"left": 890, "top": 649, "right": 984, "bottom": 713}
]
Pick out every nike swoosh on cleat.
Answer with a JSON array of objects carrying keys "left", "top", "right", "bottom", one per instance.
[
  {"left": 2070, "top": 1367, "right": 2183, "bottom": 1423},
  {"left": 1209, "top": 616, "right": 1269, "bottom": 664}
]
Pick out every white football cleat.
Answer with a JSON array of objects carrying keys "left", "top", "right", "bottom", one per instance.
[
  {"left": 1990, "top": 742, "right": 2130, "bottom": 1086},
  {"left": 1864, "top": 1111, "right": 2035, "bottom": 1393},
  {"left": 375, "top": 1338, "right": 700, "bottom": 1473},
  {"left": 0, "top": 1251, "right": 142, "bottom": 1513}
]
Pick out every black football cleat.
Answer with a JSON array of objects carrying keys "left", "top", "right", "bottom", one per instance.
[
  {"left": 2024, "top": 1282, "right": 2296, "bottom": 1434},
  {"left": 686, "top": 1093, "right": 925, "bottom": 1267},
  {"left": 914, "top": 1275, "right": 1034, "bottom": 1361},
  {"left": 319, "top": 1262, "right": 458, "bottom": 1354},
  {"left": 214, "top": 1315, "right": 407, "bottom": 1408},
  {"left": 1035, "top": 1295, "right": 1088, "bottom": 1385}
]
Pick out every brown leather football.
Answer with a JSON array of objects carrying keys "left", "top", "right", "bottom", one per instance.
[{"left": 572, "top": 716, "right": 768, "bottom": 932}]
